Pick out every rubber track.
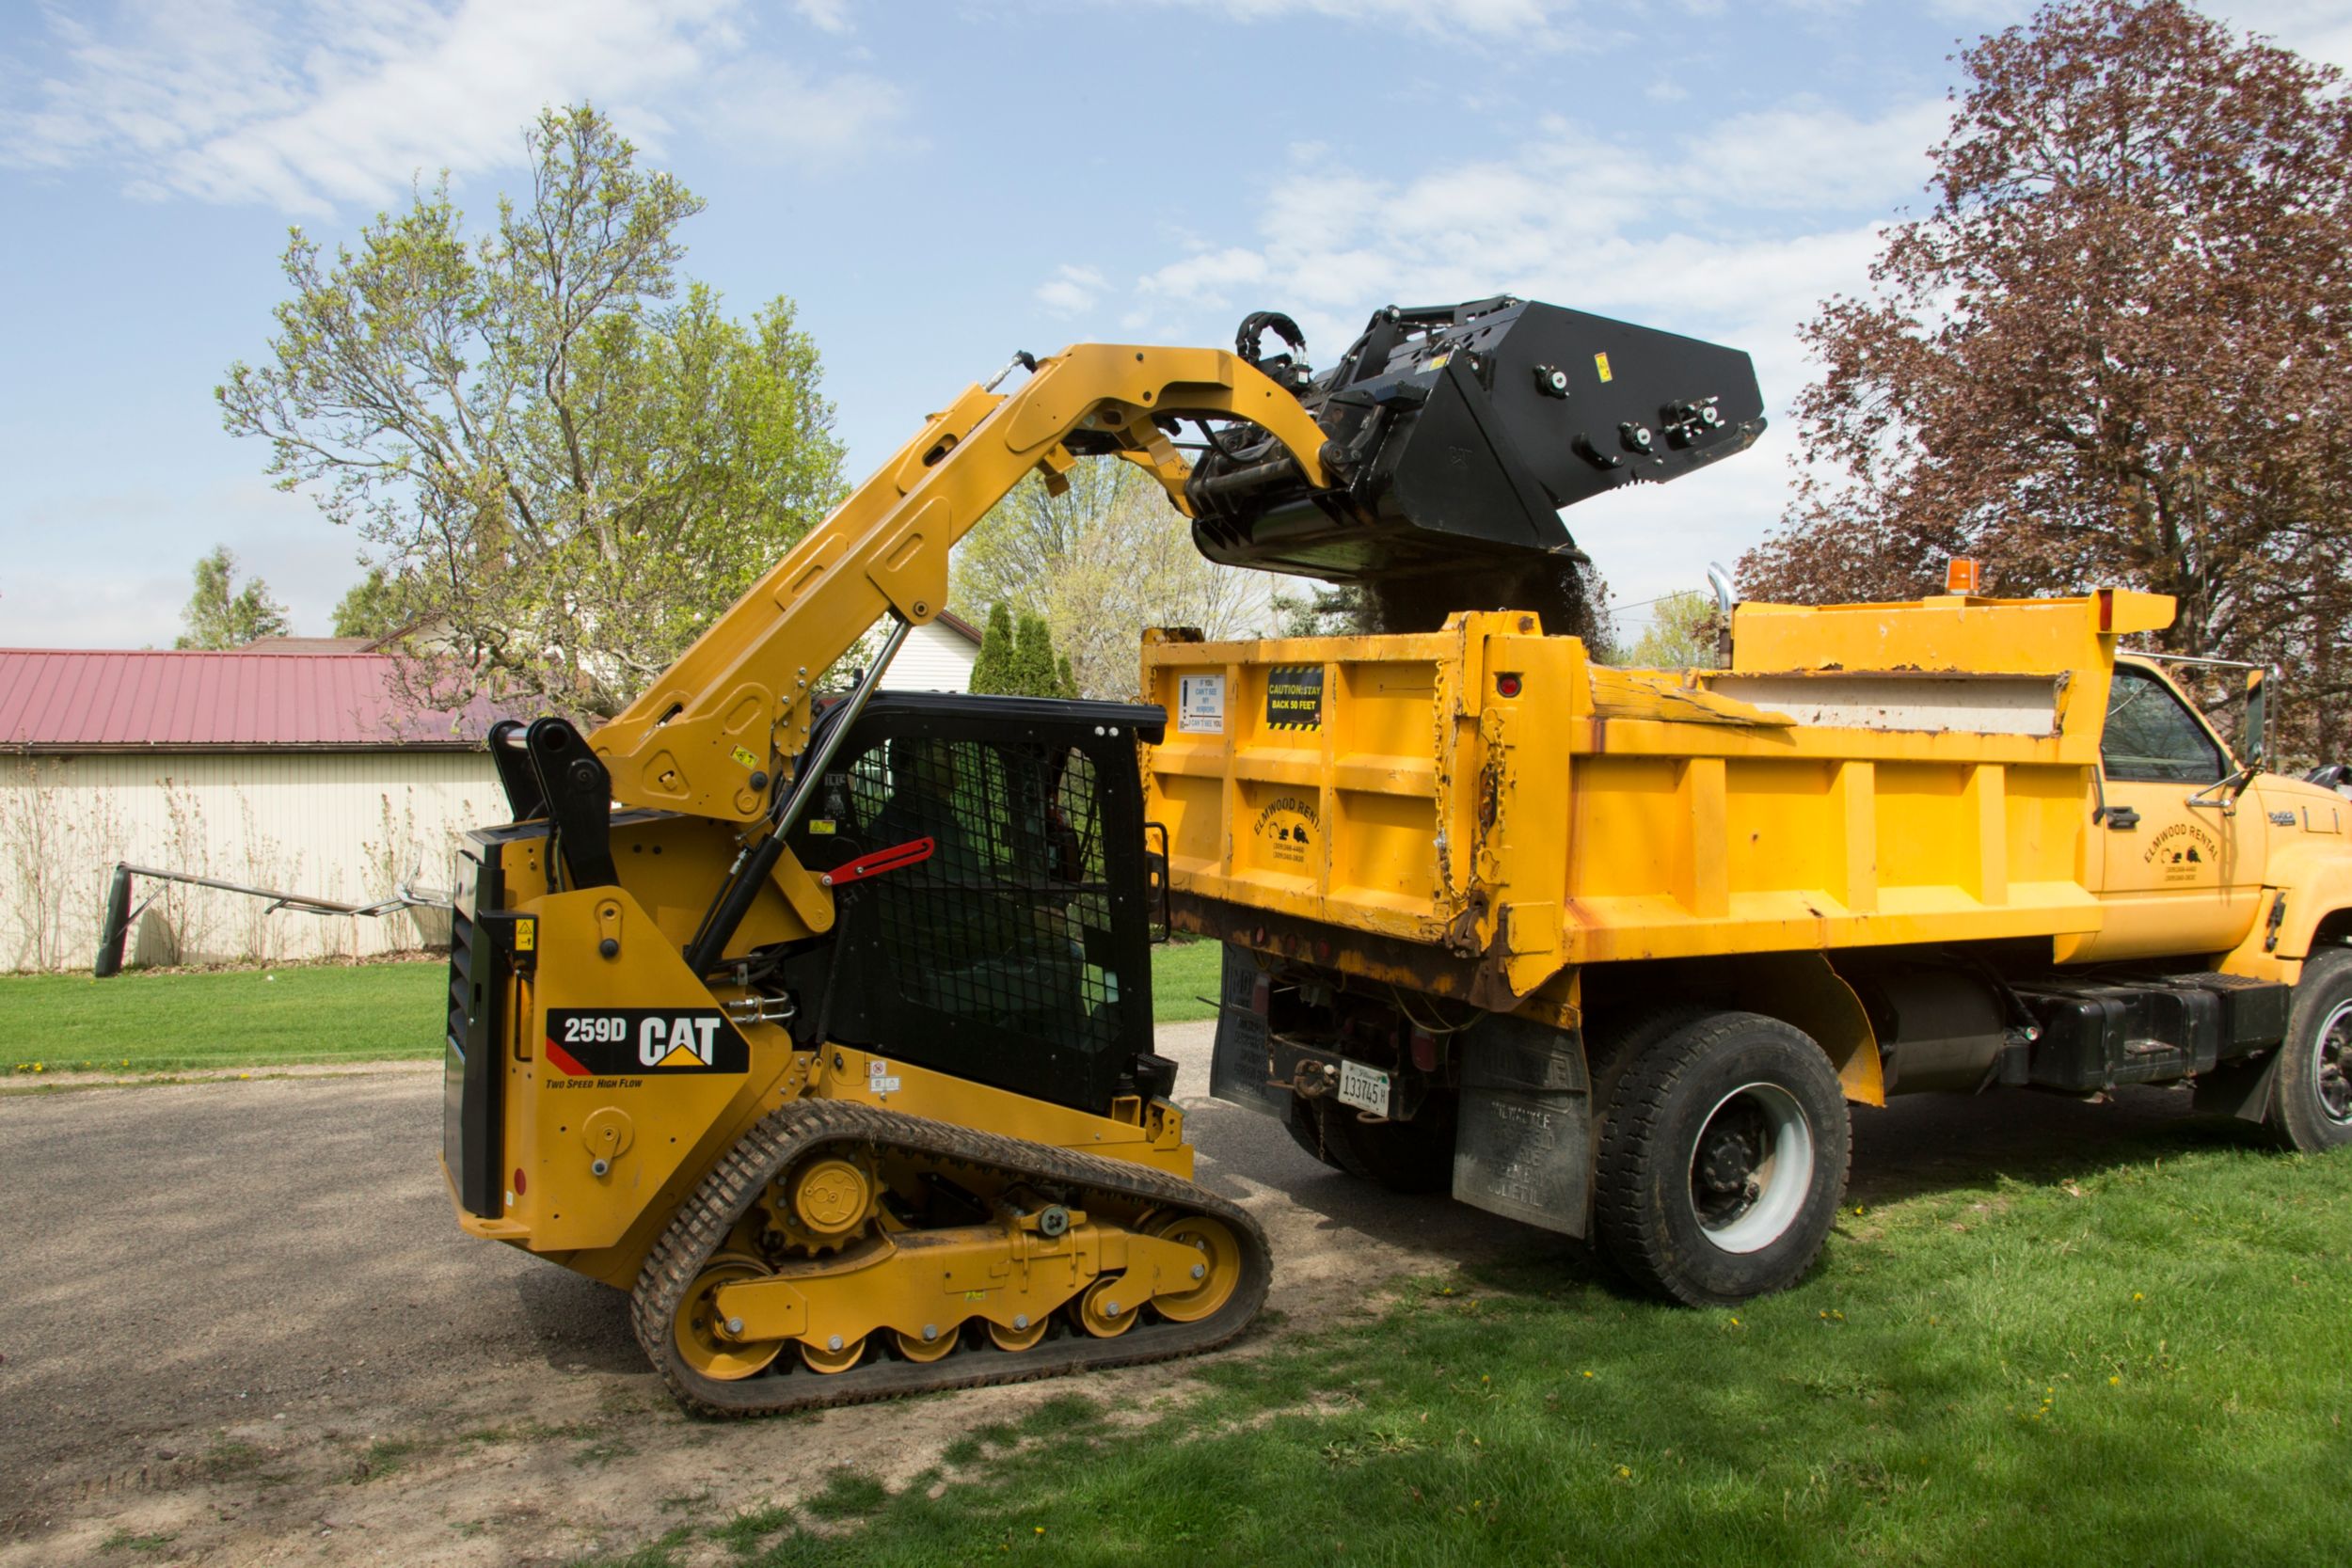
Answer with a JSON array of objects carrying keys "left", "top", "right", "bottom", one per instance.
[{"left": 629, "top": 1099, "right": 1273, "bottom": 1418}]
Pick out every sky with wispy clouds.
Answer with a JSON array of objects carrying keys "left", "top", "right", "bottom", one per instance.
[{"left": 5, "top": 0, "right": 2350, "bottom": 647}]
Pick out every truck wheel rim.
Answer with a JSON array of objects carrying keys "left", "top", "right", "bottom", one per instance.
[
  {"left": 1687, "top": 1083, "right": 1814, "bottom": 1255},
  {"left": 2316, "top": 1001, "right": 2352, "bottom": 1125}
]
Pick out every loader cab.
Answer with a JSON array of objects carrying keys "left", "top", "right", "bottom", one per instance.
[
  {"left": 2079, "top": 656, "right": 2265, "bottom": 959},
  {"left": 785, "top": 692, "right": 1169, "bottom": 1116}
]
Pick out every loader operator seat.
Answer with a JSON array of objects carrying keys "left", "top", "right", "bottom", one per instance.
[
  {"left": 866, "top": 736, "right": 986, "bottom": 882},
  {"left": 840, "top": 734, "right": 1104, "bottom": 1056},
  {"left": 788, "top": 695, "right": 1161, "bottom": 1116}
]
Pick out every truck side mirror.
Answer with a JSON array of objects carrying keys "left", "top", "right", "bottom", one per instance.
[{"left": 2240, "top": 668, "right": 2266, "bottom": 776}]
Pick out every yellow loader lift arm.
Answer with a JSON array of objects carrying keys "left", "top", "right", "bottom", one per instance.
[{"left": 593, "top": 345, "right": 1334, "bottom": 826}]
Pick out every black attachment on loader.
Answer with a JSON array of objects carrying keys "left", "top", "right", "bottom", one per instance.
[{"left": 1184, "top": 296, "right": 1765, "bottom": 629}]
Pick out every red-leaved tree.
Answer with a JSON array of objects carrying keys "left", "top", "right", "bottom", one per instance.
[{"left": 1743, "top": 0, "right": 2352, "bottom": 761}]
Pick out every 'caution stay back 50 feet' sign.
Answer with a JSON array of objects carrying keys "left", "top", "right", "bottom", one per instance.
[{"left": 1265, "top": 665, "right": 1324, "bottom": 732}]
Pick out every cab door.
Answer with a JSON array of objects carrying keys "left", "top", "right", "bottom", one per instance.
[{"left": 2076, "top": 660, "right": 2265, "bottom": 960}]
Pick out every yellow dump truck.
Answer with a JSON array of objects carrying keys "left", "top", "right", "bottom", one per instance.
[{"left": 1151, "top": 585, "right": 2352, "bottom": 1303}]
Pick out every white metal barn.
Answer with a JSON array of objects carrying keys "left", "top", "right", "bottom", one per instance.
[
  {"left": 0, "top": 618, "right": 979, "bottom": 974},
  {"left": 0, "top": 641, "right": 501, "bottom": 973}
]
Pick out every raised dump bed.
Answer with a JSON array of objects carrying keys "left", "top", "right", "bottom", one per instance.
[{"left": 1140, "top": 589, "right": 2174, "bottom": 1008}]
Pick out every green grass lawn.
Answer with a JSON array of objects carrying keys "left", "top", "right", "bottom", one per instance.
[
  {"left": 1, "top": 962, "right": 449, "bottom": 1073},
  {"left": 586, "top": 1126, "right": 2352, "bottom": 1568},
  {"left": 0, "top": 940, "right": 1224, "bottom": 1075},
  {"left": 1148, "top": 936, "right": 1222, "bottom": 1023}
]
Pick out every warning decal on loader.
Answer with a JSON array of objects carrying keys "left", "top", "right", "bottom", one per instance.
[{"left": 545, "top": 1008, "right": 751, "bottom": 1078}]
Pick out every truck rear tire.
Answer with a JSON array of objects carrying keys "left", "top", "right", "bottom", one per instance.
[
  {"left": 2274, "top": 949, "right": 2352, "bottom": 1154},
  {"left": 1595, "top": 1011, "right": 1851, "bottom": 1306}
]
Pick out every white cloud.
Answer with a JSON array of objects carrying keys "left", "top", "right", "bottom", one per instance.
[
  {"left": 1136, "top": 245, "right": 1272, "bottom": 307},
  {"left": 792, "top": 0, "right": 857, "bottom": 33},
  {"left": 1035, "top": 263, "right": 1109, "bottom": 316},
  {"left": 0, "top": 0, "right": 900, "bottom": 212},
  {"left": 1695, "top": 99, "right": 1952, "bottom": 212},
  {"left": 1159, "top": 0, "right": 1565, "bottom": 36},
  {"left": 2214, "top": 0, "right": 2352, "bottom": 69},
  {"left": 690, "top": 55, "right": 908, "bottom": 159}
]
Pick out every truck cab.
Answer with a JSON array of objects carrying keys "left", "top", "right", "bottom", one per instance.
[{"left": 2081, "top": 652, "right": 2352, "bottom": 975}]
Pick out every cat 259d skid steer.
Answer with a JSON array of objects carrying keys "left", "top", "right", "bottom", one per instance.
[{"left": 440, "top": 298, "right": 1764, "bottom": 1414}]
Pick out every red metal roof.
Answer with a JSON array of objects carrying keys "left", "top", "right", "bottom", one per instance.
[{"left": 0, "top": 649, "right": 496, "bottom": 752}]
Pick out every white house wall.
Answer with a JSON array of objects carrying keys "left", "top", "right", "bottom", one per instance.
[
  {"left": 0, "top": 751, "right": 505, "bottom": 974},
  {"left": 878, "top": 620, "right": 978, "bottom": 693}
]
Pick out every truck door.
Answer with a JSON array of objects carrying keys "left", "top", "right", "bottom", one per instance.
[{"left": 2078, "top": 661, "right": 2265, "bottom": 960}]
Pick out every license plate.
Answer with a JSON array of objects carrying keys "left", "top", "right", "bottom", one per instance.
[{"left": 1337, "top": 1059, "right": 1391, "bottom": 1116}]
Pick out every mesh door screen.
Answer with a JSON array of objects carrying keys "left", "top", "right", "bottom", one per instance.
[{"left": 829, "top": 736, "right": 1124, "bottom": 1056}]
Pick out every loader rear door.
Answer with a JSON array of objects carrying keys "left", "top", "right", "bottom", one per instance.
[{"left": 2080, "top": 661, "right": 2265, "bottom": 960}]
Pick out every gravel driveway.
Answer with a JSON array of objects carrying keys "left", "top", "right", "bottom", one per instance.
[{"left": 0, "top": 1023, "right": 2207, "bottom": 1566}]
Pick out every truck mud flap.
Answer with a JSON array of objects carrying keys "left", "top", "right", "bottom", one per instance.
[
  {"left": 1452, "top": 1015, "right": 1590, "bottom": 1237},
  {"left": 1207, "top": 942, "right": 1287, "bottom": 1117}
]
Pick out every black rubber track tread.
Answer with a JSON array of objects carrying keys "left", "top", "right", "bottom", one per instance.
[
  {"left": 630, "top": 1099, "right": 1272, "bottom": 1418},
  {"left": 1592, "top": 1010, "right": 1851, "bottom": 1307}
]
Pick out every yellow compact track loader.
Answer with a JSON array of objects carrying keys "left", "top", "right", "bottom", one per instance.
[{"left": 442, "top": 297, "right": 1769, "bottom": 1412}]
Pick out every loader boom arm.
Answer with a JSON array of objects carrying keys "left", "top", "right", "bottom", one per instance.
[{"left": 590, "top": 343, "right": 1334, "bottom": 823}]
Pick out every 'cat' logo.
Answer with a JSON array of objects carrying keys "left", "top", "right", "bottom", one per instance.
[{"left": 544, "top": 1007, "right": 751, "bottom": 1078}]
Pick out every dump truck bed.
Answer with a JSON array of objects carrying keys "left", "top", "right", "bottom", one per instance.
[{"left": 1141, "top": 592, "right": 2173, "bottom": 1006}]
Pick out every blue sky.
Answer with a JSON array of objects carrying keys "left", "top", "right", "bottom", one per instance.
[{"left": 5, "top": 0, "right": 2350, "bottom": 648}]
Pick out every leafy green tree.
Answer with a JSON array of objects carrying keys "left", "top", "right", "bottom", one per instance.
[
  {"left": 330, "top": 565, "right": 404, "bottom": 641},
  {"left": 953, "top": 461, "right": 1128, "bottom": 622},
  {"left": 1014, "top": 612, "right": 1078, "bottom": 698},
  {"left": 969, "top": 604, "right": 1076, "bottom": 698},
  {"left": 218, "top": 104, "right": 847, "bottom": 718},
  {"left": 1268, "top": 582, "right": 1369, "bottom": 638},
  {"left": 1624, "top": 590, "right": 1719, "bottom": 670},
  {"left": 175, "top": 546, "right": 290, "bottom": 649},
  {"left": 967, "top": 602, "right": 1018, "bottom": 694},
  {"left": 956, "top": 458, "right": 1266, "bottom": 699}
]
